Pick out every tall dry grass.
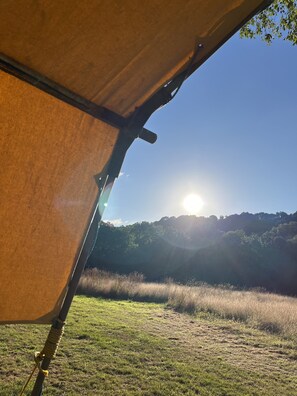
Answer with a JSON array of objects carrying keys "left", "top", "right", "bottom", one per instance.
[{"left": 78, "top": 269, "right": 297, "bottom": 339}]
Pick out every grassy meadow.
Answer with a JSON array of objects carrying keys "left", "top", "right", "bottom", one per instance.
[
  {"left": 0, "top": 289, "right": 296, "bottom": 394},
  {"left": 78, "top": 269, "right": 297, "bottom": 340}
]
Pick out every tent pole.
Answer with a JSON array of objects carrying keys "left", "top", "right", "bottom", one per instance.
[
  {"left": 30, "top": 93, "right": 156, "bottom": 395},
  {"left": 30, "top": 179, "right": 106, "bottom": 396},
  {"left": 29, "top": 128, "right": 135, "bottom": 396}
]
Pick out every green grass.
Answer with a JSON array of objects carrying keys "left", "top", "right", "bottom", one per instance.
[{"left": 0, "top": 296, "right": 296, "bottom": 395}]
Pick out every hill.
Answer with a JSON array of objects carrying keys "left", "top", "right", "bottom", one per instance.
[
  {"left": 0, "top": 296, "right": 296, "bottom": 395},
  {"left": 88, "top": 212, "right": 297, "bottom": 295}
]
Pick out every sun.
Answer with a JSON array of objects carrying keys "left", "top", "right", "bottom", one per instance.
[{"left": 183, "top": 194, "right": 204, "bottom": 214}]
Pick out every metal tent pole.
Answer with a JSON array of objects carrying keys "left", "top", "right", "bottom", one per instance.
[
  {"left": 29, "top": 128, "right": 136, "bottom": 396},
  {"left": 30, "top": 178, "right": 107, "bottom": 396},
  {"left": 29, "top": 66, "right": 161, "bottom": 395}
]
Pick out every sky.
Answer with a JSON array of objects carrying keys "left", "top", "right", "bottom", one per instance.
[{"left": 103, "top": 33, "right": 297, "bottom": 226}]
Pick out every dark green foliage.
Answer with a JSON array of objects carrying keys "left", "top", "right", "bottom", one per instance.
[
  {"left": 241, "top": 0, "right": 297, "bottom": 45},
  {"left": 87, "top": 212, "right": 297, "bottom": 295}
]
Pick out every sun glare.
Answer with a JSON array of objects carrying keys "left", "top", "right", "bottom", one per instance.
[{"left": 183, "top": 194, "right": 204, "bottom": 215}]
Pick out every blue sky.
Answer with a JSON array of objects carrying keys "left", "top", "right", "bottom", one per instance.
[{"left": 103, "top": 34, "right": 297, "bottom": 225}]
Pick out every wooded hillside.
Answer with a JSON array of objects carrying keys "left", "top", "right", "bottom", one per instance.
[{"left": 87, "top": 212, "right": 297, "bottom": 295}]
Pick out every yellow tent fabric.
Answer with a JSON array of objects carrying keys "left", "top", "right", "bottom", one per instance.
[
  {"left": 0, "top": 71, "right": 118, "bottom": 323},
  {"left": 0, "top": 0, "right": 268, "bottom": 324},
  {"left": 0, "top": 0, "right": 267, "bottom": 116}
]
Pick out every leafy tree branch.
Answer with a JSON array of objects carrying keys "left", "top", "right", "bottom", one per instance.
[{"left": 241, "top": 0, "right": 297, "bottom": 45}]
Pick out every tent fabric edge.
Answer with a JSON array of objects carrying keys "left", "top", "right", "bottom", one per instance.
[
  {"left": 0, "top": 0, "right": 271, "bottom": 137},
  {"left": 159, "top": 0, "right": 273, "bottom": 98},
  {"left": 0, "top": 54, "right": 126, "bottom": 130}
]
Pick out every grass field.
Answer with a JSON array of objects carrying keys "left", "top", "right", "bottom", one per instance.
[
  {"left": 0, "top": 296, "right": 296, "bottom": 395},
  {"left": 78, "top": 270, "right": 297, "bottom": 340}
]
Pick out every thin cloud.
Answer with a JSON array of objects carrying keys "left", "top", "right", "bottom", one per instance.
[{"left": 105, "top": 218, "right": 129, "bottom": 227}]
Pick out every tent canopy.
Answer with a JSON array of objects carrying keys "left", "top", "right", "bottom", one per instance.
[{"left": 0, "top": 0, "right": 269, "bottom": 324}]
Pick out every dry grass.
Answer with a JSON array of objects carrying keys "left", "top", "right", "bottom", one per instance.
[{"left": 77, "top": 269, "right": 297, "bottom": 339}]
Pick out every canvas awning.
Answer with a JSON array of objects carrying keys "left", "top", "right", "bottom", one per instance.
[{"left": 0, "top": 0, "right": 270, "bottom": 324}]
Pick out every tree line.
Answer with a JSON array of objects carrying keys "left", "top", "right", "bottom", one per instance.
[{"left": 87, "top": 212, "right": 297, "bottom": 295}]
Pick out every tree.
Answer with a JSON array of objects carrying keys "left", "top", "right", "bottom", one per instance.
[{"left": 240, "top": 0, "right": 297, "bottom": 45}]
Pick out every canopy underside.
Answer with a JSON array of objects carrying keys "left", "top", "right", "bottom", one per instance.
[
  {"left": 0, "top": 0, "right": 268, "bottom": 324},
  {"left": 0, "top": 71, "right": 119, "bottom": 323},
  {"left": 0, "top": 0, "right": 268, "bottom": 117}
]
